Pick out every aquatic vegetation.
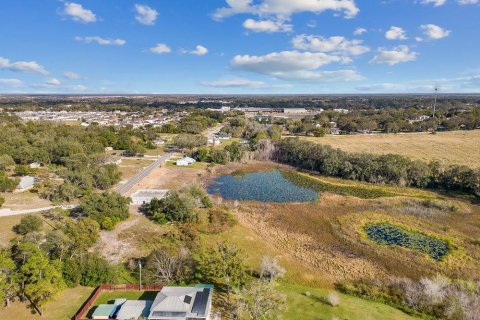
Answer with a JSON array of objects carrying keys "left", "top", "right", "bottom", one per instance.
[{"left": 364, "top": 223, "right": 450, "bottom": 260}]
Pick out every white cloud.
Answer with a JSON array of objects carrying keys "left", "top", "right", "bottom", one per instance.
[
  {"left": 75, "top": 36, "right": 126, "bottom": 46},
  {"left": 370, "top": 46, "right": 417, "bottom": 65},
  {"left": 134, "top": 4, "right": 158, "bottom": 26},
  {"left": 0, "top": 57, "right": 49, "bottom": 75},
  {"left": 292, "top": 34, "right": 369, "bottom": 56},
  {"left": 200, "top": 78, "right": 268, "bottom": 88},
  {"left": 385, "top": 26, "right": 407, "bottom": 40},
  {"left": 231, "top": 50, "right": 363, "bottom": 82},
  {"left": 421, "top": 0, "right": 446, "bottom": 6},
  {"left": 458, "top": 0, "right": 479, "bottom": 4},
  {"left": 63, "top": 71, "right": 80, "bottom": 79},
  {"left": 243, "top": 18, "right": 292, "bottom": 33},
  {"left": 353, "top": 27, "right": 367, "bottom": 36},
  {"left": 420, "top": 24, "right": 451, "bottom": 40},
  {"left": 190, "top": 45, "right": 209, "bottom": 56},
  {"left": 150, "top": 43, "right": 172, "bottom": 54},
  {"left": 62, "top": 2, "right": 96, "bottom": 23},
  {"left": 45, "top": 78, "right": 61, "bottom": 86},
  {"left": 70, "top": 84, "right": 88, "bottom": 91},
  {"left": 213, "top": 0, "right": 359, "bottom": 20},
  {"left": 0, "top": 78, "right": 23, "bottom": 87}
]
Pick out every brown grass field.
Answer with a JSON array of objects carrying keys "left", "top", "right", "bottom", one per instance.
[{"left": 300, "top": 130, "right": 480, "bottom": 168}]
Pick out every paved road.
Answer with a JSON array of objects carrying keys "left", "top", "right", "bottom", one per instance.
[
  {"left": 116, "top": 152, "right": 175, "bottom": 195},
  {"left": 0, "top": 204, "right": 77, "bottom": 217}
]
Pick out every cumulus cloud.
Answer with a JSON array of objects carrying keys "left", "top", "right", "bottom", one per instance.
[
  {"left": 62, "top": 2, "right": 96, "bottom": 23},
  {"left": 353, "top": 27, "right": 367, "bottom": 35},
  {"left": 150, "top": 43, "right": 172, "bottom": 54},
  {"left": 134, "top": 4, "right": 158, "bottom": 25},
  {"left": 420, "top": 24, "right": 451, "bottom": 40},
  {"left": 231, "top": 50, "right": 363, "bottom": 82},
  {"left": 0, "top": 57, "right": 49, "bottom": 75},
  {"left": 45, "top": 78, "right": 61, "bottom": 86},
  {"left": 292, "top": 34, "right": 369, "bottom": 56},
  {"left": 213, "top": 0, "right": 359, "bottom": 20},
  {"left": 243, "top": 18, "right": 292, "bottom": 33},
  {"left": 421, "top": 0, "right": 446, "bottom": 6},
  {"left": 370, "top": 46, "right": 417, "bottom": 65},
  {"left": 63, "top": 71, "right": 80, "bottom": 80},
  {"left": 190, "top": 45, "right": 209, "bottom": 56},
  {"left": 0, "top": 78, "right": 23, "bottom": 87},
  {"left": 75, "top": 36, "right": 126, "bottom": 46},
  {"left": 385, "top": 26, "right": 408, "bottom": 40}
]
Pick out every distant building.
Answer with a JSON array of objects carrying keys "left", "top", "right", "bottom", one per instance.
[
  {"left": 130, "top": 189, "right": 169, "bottom": 205},
  {"left": 214, "top": 133, "right": 231, "bottom": 140},
  {"left": 176, "top": 157, "right": 196, "bottom": 166},
  {"left": 16, "top": 176, "right": 35, "bottom": 192},
  {"left": 29, "top": 162, "right": 41, "bottom": 169},
  {"left": 282, "top": 108, "right": 307, "bottom": 114},
  {"left": 154, "top": 139, "right": 165, "bottom": 146}
]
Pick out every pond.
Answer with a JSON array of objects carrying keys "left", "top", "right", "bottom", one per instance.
[
  {"left": 364, "top": 223, "right": 450, "bottom": 260},
  {"left": 208, "top": 170, "right": 318, "bottom": 203}
]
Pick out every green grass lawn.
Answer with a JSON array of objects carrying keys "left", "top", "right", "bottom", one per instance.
[
  {"left": 280, "top": 284, "right": 417, "bottom": 320},
  {"left": 0, "top": 286, "right": 94, "bottom": 320}
]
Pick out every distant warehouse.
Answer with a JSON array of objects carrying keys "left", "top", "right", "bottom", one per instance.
[
  {"left": 282, "top": 108, "right": 307, "bottom": 114},
  {"left": 130, "top": 189, "right": 169, "bottom": 205}
]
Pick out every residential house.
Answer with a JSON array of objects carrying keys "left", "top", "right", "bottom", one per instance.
[
  {"left": 176, "top": 157, "right": 196, "bottom": 166},
  {"left": 130, "top": 189, "right": 169, "bottom": 205}
]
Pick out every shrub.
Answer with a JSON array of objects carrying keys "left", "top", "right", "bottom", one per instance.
[{"left": 14, "top": 215, "right": 43, "bottom": 235}]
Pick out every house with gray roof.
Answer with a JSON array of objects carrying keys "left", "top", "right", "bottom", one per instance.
[{"left": 109, "top": 285, "right": 213, "bottom": 320}]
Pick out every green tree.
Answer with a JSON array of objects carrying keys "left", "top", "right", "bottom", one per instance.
[
  {"left": 238, "top": 281, "right": 286, "bottom": 320},
  {"left": 196, "top": 242, "right": 246, "bottom": 294},
  {"left": 61, "top": 218, "right": 100, "bottom": 254},
  {"left": 0, "top": 196, "right": 4, "bottom": 208},
  {"left": 0, "top": 248, "right": 16, "bottom": 308},
  {"left": 63, "top": 253, "right": 116, "bottom": 287},
  {"left": 0, "top": 155, "right": 15, "bottom": 171},
  {"left": 78, "top": 192, "right": 130, "bottom": 230},
  {"left": 0, "top": 172, "right": 18, "bottom": 193},
  {"left": 14, "top": 215, "right": 43, "bottom": 235}
]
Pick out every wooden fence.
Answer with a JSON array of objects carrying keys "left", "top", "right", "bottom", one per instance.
[{"left": 74, "top": 284, "right": 163, "bottom": 320}]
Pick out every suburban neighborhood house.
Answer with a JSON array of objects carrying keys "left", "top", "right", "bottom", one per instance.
[
  {"left": 176, "top": 156, "right": 196, "bottom": 166},
  {"left": 92, "top": 286, "right": 213, "bottom": 320}
]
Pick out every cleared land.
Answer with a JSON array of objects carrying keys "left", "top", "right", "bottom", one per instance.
[
  {"left": 301, "top": 130, "right": 480, "bottom": 168},
  {"left": 0, "top": 287, "right": 93, "bottom": 320}
]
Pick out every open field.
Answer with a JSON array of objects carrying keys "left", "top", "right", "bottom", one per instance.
[
  {"left": 300, "top": 130, "right": 480, "bottom": 168},
  {"left": 0, "top": 287, "right": 93, "bottom": 320},
  {"left": 0, "top": 214, "right": 23, "bottom": 245},
  {"left": 0, "top": 191, "right": 52, "bottom": 210}
]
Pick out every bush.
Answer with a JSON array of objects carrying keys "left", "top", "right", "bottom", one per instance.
[
  {"left": 78, "top": 192, "right": 130, "bottom": 230},
  {"left": 14, "top": 215, "right": 43, "bottom": 235},
  {"left": 63, "top": 253, "right": 116, "bottom": 287},
  {"left": 0, "top": 195, "right": 4, "bottom": 208}
]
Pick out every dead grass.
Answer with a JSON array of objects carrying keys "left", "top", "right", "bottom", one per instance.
[
  {"left": 117, "top": 159, "right": 156, "bottom": 181},
  {"left": 0, "top": 191, "right": 51, "bottom": 210},
  {"left": 301, "top": 130, "right": 480, "bottom": 168},
  {"left": 0, "top": 215, "right": 23, "bottom": 245}
]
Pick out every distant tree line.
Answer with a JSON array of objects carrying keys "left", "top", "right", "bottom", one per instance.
[{"left": 274, "top": 138, "right": 480, "bottom": 199}]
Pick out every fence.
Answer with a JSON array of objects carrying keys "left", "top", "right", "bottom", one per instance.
[{"left": 74, "top": 284, "right": 163, "bottom": 320}]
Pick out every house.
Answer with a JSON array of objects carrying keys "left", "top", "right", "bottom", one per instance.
[
  {"left": 148, "top": 286, "right": 213, "bottom": 320},
  {"left": 214, "top": 133, "right": 231, "bottom": 140},
  {"left": 101, "top": 286, "right": 213, "bottom": 320},
  {"left": 282, "top": 108, "right": 307, "bottom": 114},
  {"left": 176, "top": 157, "right": 196, "bottom": 166},
  {"left": 207, "top": 137, "right": 221, "bottom": 146},
  {"left": 154, "top": 139, "right": 165, "bottom": 146},
  {"left": 29, "top": 162, "right": 41, "bottom": 169},
  {"left": 16, "top": 176, "right": 35, "bottom": 192},
  {"left": 130, "top": 189, "right": 169, "bottom": 205}
]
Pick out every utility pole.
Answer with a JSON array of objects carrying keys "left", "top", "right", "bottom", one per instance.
[
  {"left": 138, "top": 260, "right": 142, "bottom": 291},
  {"left": 432, "top": 87, "right": 438, "bottom": 119}
]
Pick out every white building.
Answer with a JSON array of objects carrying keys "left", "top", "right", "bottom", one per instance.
[
  {"left": 130, "top": 189, "right": 169, "bottom": 205},
  {"left": 176, "top": 157, "right": 196, "bottom": 166},
  {"left": 282, "top": 108, "right": 307, "bottom": 114}
]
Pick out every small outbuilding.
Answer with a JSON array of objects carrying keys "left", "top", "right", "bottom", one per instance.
[{"left": 176, "top": 157, "right": 196, "bottom": 166}]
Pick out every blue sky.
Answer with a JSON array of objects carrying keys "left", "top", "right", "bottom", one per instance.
[{"left": 0, "top": 0, "right": 479, "bottom": 94}]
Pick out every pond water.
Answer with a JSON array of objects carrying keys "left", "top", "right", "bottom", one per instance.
[{"left": 208, "top": 170, "right": 318, "bottom": 203}]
